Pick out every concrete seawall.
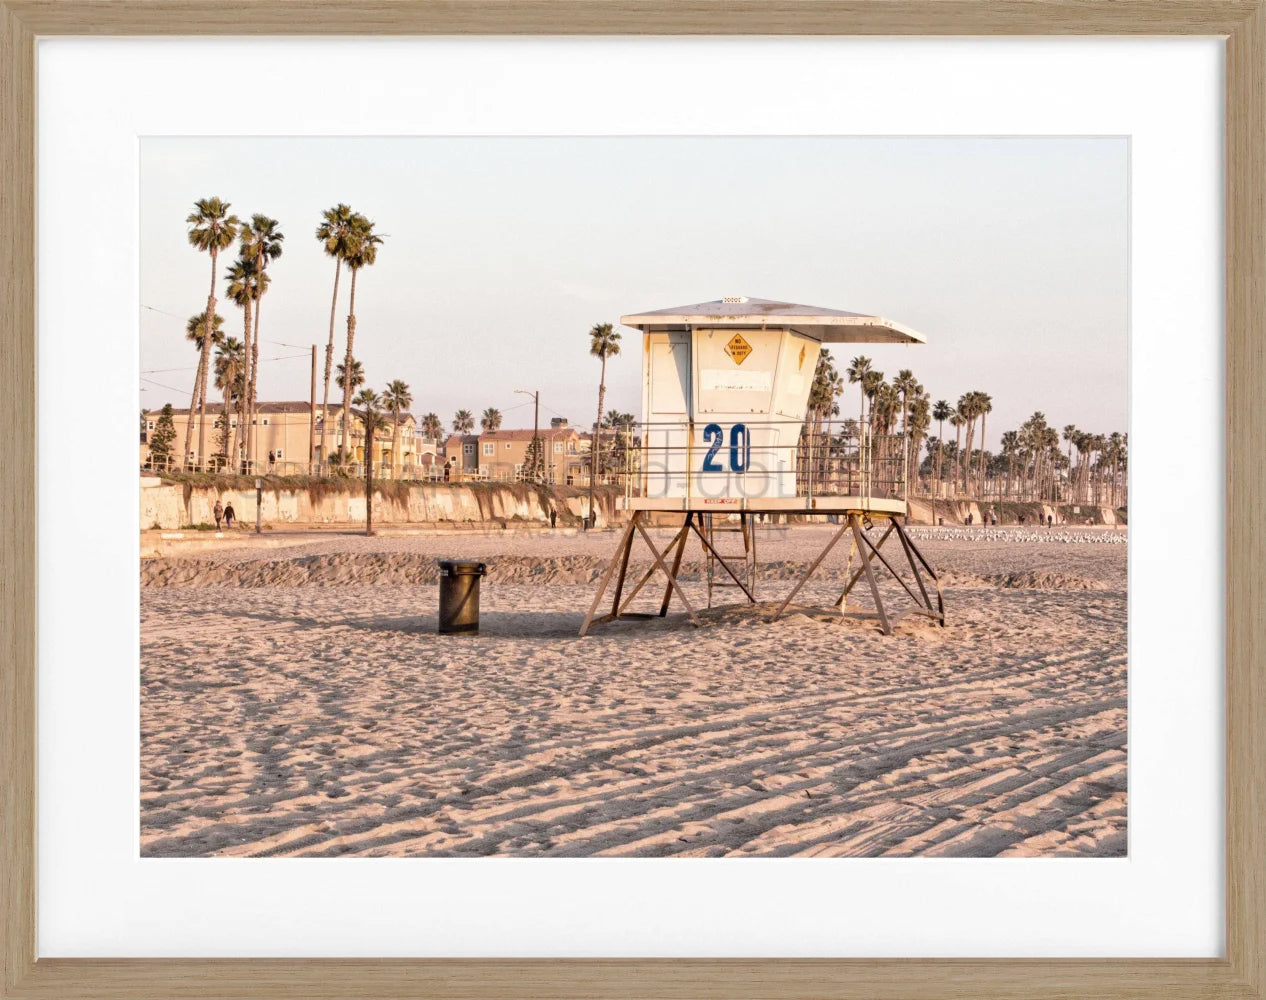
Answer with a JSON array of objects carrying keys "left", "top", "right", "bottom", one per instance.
[{"left": 139, "top": 477, "right": 622, "bottom": 532}]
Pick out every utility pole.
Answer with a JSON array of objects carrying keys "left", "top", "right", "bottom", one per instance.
[
  {"left": 514, "top": 388, "right": 542, "bottom": 483},
  {"left": 532, "top": 391, "right": 541, "bottom": 482},
  {"left": 309, "top": 344, "right": 317, "bottom": 476}
]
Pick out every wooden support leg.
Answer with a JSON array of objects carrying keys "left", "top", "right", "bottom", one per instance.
[
  {"left": 892, "top": 518, "right": 945, "bottom": 625},
  {"left": 578, "top": 519, "right": 636, "bottom": 637},
  {"left": 836, "top": 523, "right": 891, "bottom": 608},
  {"left": 852, "top": 514, "right": 892, "bottom": 635},
  {"left": 608, "top": 516, "right": 636, "bottom": 615},
  {"left": 610, "top": 516, "right": 692, "bottom": 617},
  {"left": 772, "top": 517, "right": 853, "bottom": 620},
  {"left": 634, "top": 518, "right": 701, "bottom": 626},
  {"left": 658, "top": 513, "right": 692, "bottom": 616},
  {"left": 855, "top": 522, "right": 931, "bottom": 610}
]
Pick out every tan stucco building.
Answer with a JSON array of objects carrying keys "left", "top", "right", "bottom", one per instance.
[{"left": 141, "top": 401, "right": 432, "bottom": 475}]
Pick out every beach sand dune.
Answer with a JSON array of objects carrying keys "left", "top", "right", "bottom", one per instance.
[{"left": 140, "top": 526, "right": 1126, "bottom": 858}]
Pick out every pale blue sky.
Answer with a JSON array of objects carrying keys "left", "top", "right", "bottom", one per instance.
[{"left": 140, "top": 136, "right": 1127, "bottom": 448}]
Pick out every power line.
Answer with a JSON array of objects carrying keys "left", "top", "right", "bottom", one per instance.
[
  {"left": 139, "top": 375, "right": 190, "bottom": 395},
  {"left": 140, "top": 352, "right": 309, "bottom": 374},
  {"left": 140, "top": 304, "right": 187, "bottom": 321}
]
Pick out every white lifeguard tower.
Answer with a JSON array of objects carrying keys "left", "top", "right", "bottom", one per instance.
[{"left": 580, "top": 296, "right": 945, "bottom": 636}]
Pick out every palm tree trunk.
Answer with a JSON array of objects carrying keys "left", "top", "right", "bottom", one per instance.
[
  {"left": 320, "top": 255, "right": 341, "bottom": 470},
  {"left": 183, "top": 350, "right": 206, "bottom": 471},
  {"left": 195, "top": 248, "right": 218, "bottom": 471},
  {"left": 392, "top": 413, "right": 400, "bottom": 479},
  {"left": 365, "top": 438, "right": 374, "bottom": 536},
  {"left": 340, "top": 268, "right": 360, "bottom": 464},
  {"left": 977, "top": 412, "right": 987, "bottom": 494},
  {"left": 594, "top": 355, "right": 607, "bottom": 482},
  {"left": 935, "top": 419, "right": 944, "bottom": 495},
  {"left": 233, "top": 297, "right": 252, "bottom": 472},
  {"left": 249, "top": 284, "right": 263, "bottom": 472}
]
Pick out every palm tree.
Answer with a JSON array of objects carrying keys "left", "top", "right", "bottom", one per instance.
[
  {"left": 932, "top": 399, "right": 951, "bottom": 493},
  {"left": 999, "top": 430, "right": 1019, "bottom": 500},
  {"left": 588, "top": 322, "right": 622, "bottom": 482},
  {"left": 316, "top": 204, "right": 359, "bottom": 470},
  {"left": 907, "top": 391, "right": 931, "bottom": 495},
  {"left": 421, "top": 412, "right": 442, "bottom": 441},
  {"left": 383, "top": 379, "right": 413, "bottom": 477},
  {"left": 355, "top": 388, "right": 384, "bottom": 535},
  {"left": 950, "top": 410, "right": 964, "bottom": 494},
  {"left": 452, "top": 409, "right": 474, "bottom": 435},
  {"left": 862, "top": 370, "right": 886, "bottom": 483},
  {"left": 185, "top": 197, "right": 240, "bottom": 468},
  {"left": 339, "top": 214, "right": 384, "bottom": 463},
  {"left": 225, "top": 257, "right": 267, "bottom": 470},
  {"left": 893, "top": 369, "right": 919, "bottom": 487},
  {"left": 846, "top": 355, "right": 873, "bottom": 485},
  {"left": 974, "top": 392, "right": 992, "bottom": 493},
  {"left": 213, "top": 337, "right": 246, "bottom": 466},
  {"left": 238, "top": 215, "right": 284, "bottom": 471},
  {"left": 1063, "top": 425, "right": 1079, "bottom": 502},
  {"left": 958, "top": 392, "right": 985, "bottom": 494},
  {"left": 335, "top": 360, "right": 366, "bottom": 462},
  {"left": 481, "top": 407, "right": 503, "bottom": 432},
  {"left": 183, "top": 311, "right": 225, "bottom": 467}
]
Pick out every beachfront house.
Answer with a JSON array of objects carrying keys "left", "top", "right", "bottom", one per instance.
[
  {"left": 141, "top": 401, "right": 423, "bottom": 476},
  {"left": 477, "top": 427, "right": 586, "bottom": 484}
]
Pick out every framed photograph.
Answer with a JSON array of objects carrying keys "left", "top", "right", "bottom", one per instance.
[{"left": 3, "top": 3, "right": 1262, "bottom": 998}]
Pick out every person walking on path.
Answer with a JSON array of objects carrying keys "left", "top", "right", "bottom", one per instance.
[
  {"left": 213, "top": 500, "right": 224, "bottom": 530},
  {"left": 223, "top": 502, "right": 236, "bottom": 529}
]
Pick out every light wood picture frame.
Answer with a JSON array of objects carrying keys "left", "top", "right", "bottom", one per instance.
[{"left": 2, "top": 3, "right": 1262, "bottom": 997}]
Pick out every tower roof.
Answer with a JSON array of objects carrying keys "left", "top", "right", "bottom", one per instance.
[{"left": 620, "top": 296, "right": 925, "bottom": 344}]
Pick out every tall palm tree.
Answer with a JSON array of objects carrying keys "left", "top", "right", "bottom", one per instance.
[
  {"left": 184, "top": 311, "right": 225, "bottom": 467},
  {"left": 588, "top": 322, "right": 622, "bottom": 482},
  {"left": 1063, "top": 425, "right": 1078, "bottom": 502},
  {"left": 974, "top": 392, "right": 993, "bottom": 494},
  {"left": 355, "top": 388, "right": 384, "bottom": 535},
  {"left": 316, "top": 204, "right": 358, "bottom": 469},
  {"left": 225, "top": 257, "right": 267, "bottom": 469},
  {"left": 862, "top": 370, "right": 886, "bottom": 482},
  {"left": 452, "top": 409, "right": 474, "bottom": 435},
  {"left": 908, "top": 392, "right": 931, "bottom": 495},
  {"left": 932, "top": 399, "right": 951, "bottom": 493},
  {"left": 185, "top": 197, "right": 239, "bottom": 469},
  {"left": 846, "top": 355, "right": 873, "bottom": 484},
  {"left": 893, "top": 369, "right": 919, "bottom": 486},
  {"left": 950, "top": 410, "right": 964, "bottom": 494},
  {"left": 339, "top": 214, "right": 384, "bottom": 463},
  {"left": 957, "top": 392, "right": 982, "bottom": 493},
  {"left": 213, "top": 336, "right": 246, "bottom": 466},
  {"left": 1000, "top": 430, "right": 1019, "bottom": 499},
  {"left": 239, "top": 215, "right": 284, "bottom": 471},
  {"left": 481, "top": 407, "right": 503, "bottom": 432},
  {"left": 421, "top": 412, "right": 442, "bottom": 441},
  {"left": 335, "top": 360, "right": 366, "bottom": 462},
  {"left": 383, "top": 379, "right": 413, "bottom": 477}
]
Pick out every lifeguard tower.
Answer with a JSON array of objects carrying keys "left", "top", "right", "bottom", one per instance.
[{"left": 580, "top": 296, "right": 945, "bottom": 636}]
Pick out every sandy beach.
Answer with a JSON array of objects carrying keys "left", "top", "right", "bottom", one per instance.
[{"left": 140, "top": 524, "right": 1127, "bottom": 858}]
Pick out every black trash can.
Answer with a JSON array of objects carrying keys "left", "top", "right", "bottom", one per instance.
[{"left": 437, "top": 560, "right": 486, "bottom": 635}]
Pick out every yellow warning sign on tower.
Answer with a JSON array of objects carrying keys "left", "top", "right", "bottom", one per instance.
[{"left": 724, "top": 333, "right": 752, "bottom": 365}]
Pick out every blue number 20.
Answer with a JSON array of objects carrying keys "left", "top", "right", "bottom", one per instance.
[
  {"left": 729, "top": 423, "right": 750, "bottom": 472},
  {"left": 702, "top": 423, "right": 724, "bottom": 471},
  {"left": 702, "top": 423, "right": 749, "bottom": 473}
]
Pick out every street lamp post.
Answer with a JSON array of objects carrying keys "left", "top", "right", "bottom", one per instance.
[{"left": 514, "top": 389, "right": 541, "bottom": 483}]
